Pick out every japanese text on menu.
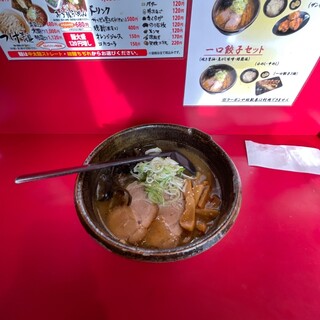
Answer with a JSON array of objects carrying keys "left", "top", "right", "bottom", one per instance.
[{"left": 0, "top": 0, "right": 187, "bottom": 59}]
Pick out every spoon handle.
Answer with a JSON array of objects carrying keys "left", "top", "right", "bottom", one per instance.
[{"left": 14, "top": 152, "right": 173, "bottom": 184}]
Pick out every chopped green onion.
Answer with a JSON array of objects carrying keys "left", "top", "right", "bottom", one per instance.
[{"left": 131, "top": 156, "right": 187, "bottom": 205}]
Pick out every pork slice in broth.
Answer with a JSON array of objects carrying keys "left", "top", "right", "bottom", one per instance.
[
  {"left": 158, "top": 199, "right": 185, "bottom": 237},
  {"left": 106, "top": 181, "right": 158, "bottom": 245},
  {"left": 224, "top": 12, "right": 241, "bottom": 31},
  {"left": 144, "top": 198, "right": 185, "bottom": 249}
]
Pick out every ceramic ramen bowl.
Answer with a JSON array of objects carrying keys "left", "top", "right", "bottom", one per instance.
[{"left": 75, "top": 124, "right": 241, "bottom": 262}]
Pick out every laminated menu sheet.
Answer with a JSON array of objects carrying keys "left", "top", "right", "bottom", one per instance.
[
  {"left": 184, "top": 0, "right": 320, "bottom": 106},
  {"left": 245, "top": 140, "right": 320, "bottom": 175},
  {"left": 0, "top": 0, "right": 187, "bottom": 60}
]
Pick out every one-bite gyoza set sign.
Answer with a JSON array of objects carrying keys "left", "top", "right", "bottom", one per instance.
[
  {"left": 0, "top": 0, "right": 187, "bottom": 59},
  {"left": 183, "top": 0, "right": 320, "bottom": 106}
]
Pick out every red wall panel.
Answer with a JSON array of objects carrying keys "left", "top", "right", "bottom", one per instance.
[{"left": 0, "top": 49, "right": 319, "bottom": 135}]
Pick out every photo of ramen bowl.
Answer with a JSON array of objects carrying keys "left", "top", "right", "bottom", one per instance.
[
  {"left": 200, "top": 64, "right": 237, "bottom": 94},
  {"left": 24, "top": 4, "right": 48, "bottom": 27},
  {"left": 212, "top": 0, "right": 260, "bottom": 35},
  {"left": 75, "top": 124, "right": 241, "bottom": 262}
]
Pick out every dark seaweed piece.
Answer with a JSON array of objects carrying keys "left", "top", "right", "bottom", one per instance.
[
  {"left": 96, "top": 172, "right": 132, "bottom": 206},
  {"left": 204, "top": 67, "right": 218, "bottom": 79},
  {"left": 110, "top": 188, "right": 132, "bottom": 207},
  {"left": 111, "top": 144, "right": 159, "bottom": 174},
  {"left": 96, "top": 173, "right": 114, "bottom": 201},
  {"left": 220, "top": 0, "right": 233, "bottom": 9}
]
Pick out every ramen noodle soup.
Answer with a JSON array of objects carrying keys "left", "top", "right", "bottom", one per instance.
[
  {"left": 213, "top": 0, "right": 257, "bottom": 33},
  {"left": 25, "top": 5, "right": 47, "bottom": 27},
  {"left": 93, "top": 146, "right": 222, "bottom": 250},
  {"left": 200, "top": 65, "right": 236, "bottom": 93}
]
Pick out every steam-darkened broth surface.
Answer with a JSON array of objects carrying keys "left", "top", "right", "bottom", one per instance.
[{"left": 93, "top": 143, "right": 222, "bottom": 249}]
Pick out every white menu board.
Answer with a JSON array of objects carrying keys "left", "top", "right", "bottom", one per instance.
[
  {"left": 0, "top": 0, "right": 187, "bottom": 60},
  {"left": 184, "top": 0, "right": 320, "bottom": 106}
]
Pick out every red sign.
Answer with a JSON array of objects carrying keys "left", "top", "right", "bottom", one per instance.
[
  {"left": 8, "top": 49, "right": 148, "bottom": 58},
  {"left": 63, "top": 32, "right": 96, "bottom": 48}
]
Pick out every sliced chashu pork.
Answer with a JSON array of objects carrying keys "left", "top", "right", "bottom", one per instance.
[
  {"left": 215, "top": 8, "right": 242, "bottom": 31},
  {"left": 144, "top": 198, "right": 185, "bottom": 249},
  {"left": 106, "top": 181, "right": 158, "bottom": 245}
]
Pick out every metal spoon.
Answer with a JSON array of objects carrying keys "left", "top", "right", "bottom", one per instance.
[{"left": 15, "top": 151, "right": 196, "bottom": 184}]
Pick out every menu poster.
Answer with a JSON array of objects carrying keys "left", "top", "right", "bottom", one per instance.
[
  {"left": 184, "top": 0, "right": 320, "bottom": 106},
  {"left": 0, "top": 0, "right": 187, "bottom": 60}
]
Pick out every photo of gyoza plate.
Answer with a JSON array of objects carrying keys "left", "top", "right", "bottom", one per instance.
[{"left": 255, "top": 76, "right": 283, "bottom": 95}]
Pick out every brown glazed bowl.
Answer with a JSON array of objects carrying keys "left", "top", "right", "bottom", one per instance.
[{"left": 75, "top": 124, "right": 241, "bottom": 262}]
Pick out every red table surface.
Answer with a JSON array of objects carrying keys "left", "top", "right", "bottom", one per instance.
[{"left": 1, "top": 134, "right": 320, "bottom": 320}]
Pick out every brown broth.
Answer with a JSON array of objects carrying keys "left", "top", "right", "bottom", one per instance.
[
  {"left": 214, "top": 0, "right": 256, "bottom": 32},
  {"left": 93, "top": 143, "right": 222, "bottom": 249}
]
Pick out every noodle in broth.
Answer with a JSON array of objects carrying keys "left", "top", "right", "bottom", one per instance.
[{"left": 93, "top": 144, "right": 222, "bottom": 249}]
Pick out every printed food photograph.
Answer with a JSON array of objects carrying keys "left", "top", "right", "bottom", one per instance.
[
  {"left": 212, "top": 0, "right": 260, "bottom": 34},
  {"left": 61, "top": 0, "right": 87, "bottom": 12},
  {"left": 240, "top": 68, "right": 259, "bottom": 83},
  {"left": 45, "top": 0, "right": 62, "bottom": 10},
  {"left": 260, "top": 71, "right": 270, "bottom": 78},
  {"left": 273, "top": 11, "right": 309, "bottom": 35},
  {"left": 200, "top": 64, "right": 237, "bottom": 94},
  {"left": 45, "top": 0, "right": 87, "bottom": 14},
  {"left": 263, "top": 0, "right": 287, "bottom": 18},
  {"left": 289, "top": 0, "right": 301, "bottom": 10},
  {"left": 11, "top": 0, "right": 47, "bottom": 27},
  {"left": 25, "top": 5, "right": 47, "bottom": 27},
  {"left": 0, "top": 10, "right": 29, "bottom": 40},
  {"left": 255, "top": 76, "right": 283, "bottom": 95}
]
